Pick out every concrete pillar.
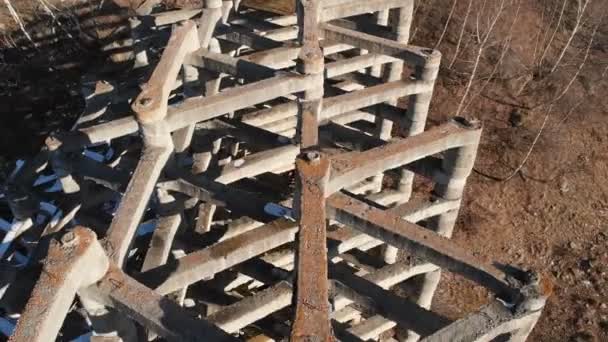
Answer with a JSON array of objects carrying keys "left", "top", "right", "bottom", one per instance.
[
  {"left": 295, "top": 0, "right": 324, "bottom": 149},
  {"left": 405, "top": 119, "right": 481, "bottom": 342},
  {"left": 130, "top": 17, "right": 149, "bottom": 69},
  {"left": 379, "top": 1, "right": 416, "bottom": 265}
]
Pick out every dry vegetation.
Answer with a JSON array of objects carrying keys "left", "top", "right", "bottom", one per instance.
[{"left": 0, "top": 0, "right": 607, "bottom": 341}]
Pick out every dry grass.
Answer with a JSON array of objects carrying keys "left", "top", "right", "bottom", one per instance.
[{"left": 2, "top": 0, "right": 33, "bottom": 42}]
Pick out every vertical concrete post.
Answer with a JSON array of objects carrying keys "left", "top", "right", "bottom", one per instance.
[
  {"left": 46, "top": 136, "right": 80, "bottom": 194},
  {"left": 379, "top": 1, "right": 415, "bottom": 264},
  {"left": 85, "top": 22, "right": 199, "bottom": 341},
  {"left": 295, "top": 0, "right": 324, "bottom": 149},
  {"left": 390, "top": 49, "right": 441, "bottom": 209},
  {"left": 130, "top": 17, "right": 149, "bottom": 69},
  {"left": 374, "top": 2, "right": 415, "bottom": 143},
  {"left": 221, "top": 0, "right": 234, "bottom": 24},
  {"left": 291, "top": 2, "right": 332, "bottom": 340},
  {"left": 291, "top": 152, "right": 333, "bottom": 342},
  {"left": 190, "top": 23, "right": 226, "bottom": 235},
  {"left": 370, "top": 10, "right": 390, "bottom": 77},
  {"left": 405, "top": 118, "right": 481, "bottom": 342},
  {"left": 141, "top": 189, "right": 185, "bottom": 341},
  {"left": 172, "top": 0, "right": 222, "bottom": 153}
]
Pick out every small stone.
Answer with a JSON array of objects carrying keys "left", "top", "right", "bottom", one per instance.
[
  {"left": 183, "top": 298, "right": 196, "bottom": 308},
  {"left": 560, "top": 178, "right": 571, "bottom": 194},
  {"left": 580, "top": 259, "right": 594, "bottom": 271},
  {"left": 570, "top": 241, "right": 580, "bottom": 250},
  {"left": 509, "top": 110, "right": 524, "bottom": 127},
  {"left": 305, "top": 151, "right": 320, "bottom": 162}
]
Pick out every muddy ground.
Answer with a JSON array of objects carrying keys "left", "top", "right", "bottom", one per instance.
[{"left": 0, "top": 0, "right": 607, "bottom": 341}]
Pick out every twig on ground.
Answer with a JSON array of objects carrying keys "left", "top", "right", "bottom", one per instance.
[
  {"left": 449, "top": 0, "right": 473, "bottom": 69},
  {"left": 455, "top": 0, "right": 506, "bottom": 116},
  {"left": 537, "top": 0, "right": 557, "bottom": 50},
  {"left": 501, "top": 105, "right": 552, "bottom": 181},
  {"left": 551, "top": 0, "right": 591, "bottom": 73},
  {"left": 38, "top": 0, "right": 75, "bottom": 39},
  {"left": 461, "top": 0, "right": 521, "bottom": 114},
  {"left": 538, "top": 0, "right": 567, "bottom": 69},
  {"left": 2, "top": 0, "right": 34, "bottom": 43},
  {"left": 410, "top": 0, "right": 435, "bottom": 41},
  {"left": 553, "top": 22, "right": 598, "bottom": 101},
  {"left": 475, "top": 0, "right": 488, "bottom": 44},
  {"left": 434, "top": 0, "right": 456, "bottom": 50},
  {"left": 554, "top": 100, "right": 583, "bottom": 128}
]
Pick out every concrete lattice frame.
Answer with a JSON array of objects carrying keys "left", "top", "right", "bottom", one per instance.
[{"left": 2, "top": 1, "right": 550, "bottom": 342}]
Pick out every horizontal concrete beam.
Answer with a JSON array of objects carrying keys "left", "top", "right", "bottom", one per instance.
[
  {"left": 321, "top": 79, "right": 431, "bottom": 120},
  {"left": 327, "top": 119, "right": 482, "bottom": 194},
  {"left": 327, "top": 192, "right": 519, "bottom": 301},
  {"left": 167, "top": 73, "right": 318, "bottom": 131},
  {"left": 320, "top": 23, "right": 438, "bottom": 66},
  {"left": 329, "top": 272, "right": 450, "bottom": 336},
  {"left": 91, "top": 265, "right": 238, "bottom": 342},
  {"left": 186, "top": 48, "right": 277, "bottom": 82},
  {"left": 321, "top": 0, "right": 413, "bottom": 22},
  {"left": 135, "top": 219, "right": 297, "bottom": 295},
  {"left": 208, "top": 281, "right": 293, "bottom": 333}
]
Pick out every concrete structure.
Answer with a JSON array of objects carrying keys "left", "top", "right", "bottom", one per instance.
[{"left": 1, "top": 1, "right": 548, "bottom": 341}]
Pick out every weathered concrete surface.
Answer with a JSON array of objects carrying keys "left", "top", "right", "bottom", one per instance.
[{"left": 4, "top": 2, "right": 546, "bottom": 341}]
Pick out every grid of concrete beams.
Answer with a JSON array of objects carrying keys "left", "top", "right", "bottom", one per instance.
[{"left": 1, "top": 1, "right": 549, "bottom": 341}]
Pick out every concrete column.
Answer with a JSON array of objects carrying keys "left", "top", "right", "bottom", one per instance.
[
  {"left": 130, "top": 17, "right": 149, "bottom": 69},
  {"left": 382, "top": 50, "right": 441, "bottom": 264},
  {"left": 295, "top": 0, "right": 324, "bottom": 149},
  {"left": 379, "top": 1, "right": 416, "bottom": 265},
  {"left": 405, "top": 119, "right": 481, "bottom": 342},
  {"left": 172, "top": 1, "right": 222, "bottom": 153},
  {"left": 193, "top": 39, "right": 225, "bottom": 235},
  {"left": 45, "top": 136, "right": 80, "bottom": 194},
  {"left": 370, "top": 10, "right": 390, "bottom": 77}
]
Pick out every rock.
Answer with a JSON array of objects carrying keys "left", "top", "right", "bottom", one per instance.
[
  {"left": 580, "top": 259, "right": 593, "bottom": 272},
  {"left": 509, "top": 109, "right": 525, "bottom": 127},
  {"left": 560, "top": 178, "right": 571, "bottom": 194},
  {"left": 183, "top": 298, "right": 196, "bottom": 308}
]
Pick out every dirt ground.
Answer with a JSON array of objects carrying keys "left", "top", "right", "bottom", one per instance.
[
  {"left": 411, "top": 1, "right": 608, "bottom": 341},
  {"left": 1, "top": 1, "right": 607, "bottom": 341}
]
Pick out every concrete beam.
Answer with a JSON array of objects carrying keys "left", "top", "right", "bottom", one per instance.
[
  {"left": 326, "top": 192, "right": 519, "bottom": 302},
  {"left": 10, "top": 228, "right": 109, "bottom": 342}
]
